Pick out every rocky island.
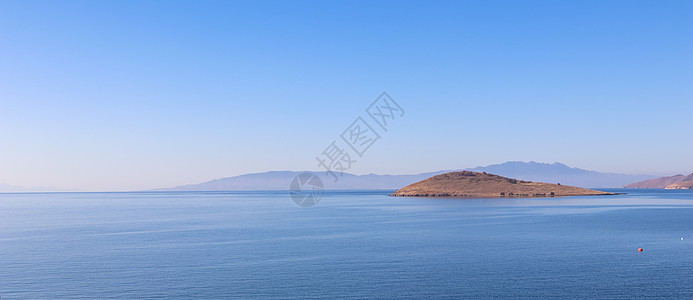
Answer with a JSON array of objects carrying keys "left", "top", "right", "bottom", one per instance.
[{"left": 390, "top": 171, "right": 618, "bottom": 198}]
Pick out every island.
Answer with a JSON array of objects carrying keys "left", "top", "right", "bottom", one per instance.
[{"left": 390, "top": 171, "right": 619, "bottom": 198}]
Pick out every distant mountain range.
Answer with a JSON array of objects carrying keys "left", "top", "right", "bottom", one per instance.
[
  {"left": 467, "top": 161, "right": 653, "bottom": 188},
  {"left": 624, "top": 173, "right": 693, "bottom": 189},
  {"left": 158, "top": 161, "right": 655, "bottom": 191},
  {"left": 156, "top": 170, "right": 446, "bottom": 191},
  {"left": 0, "top": 183, "right": 60, "bottom": 193}
]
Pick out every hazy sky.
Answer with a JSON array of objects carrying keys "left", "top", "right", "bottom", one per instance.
[{"left": 1, "top": 0, "right": 691, "bottom": 191}]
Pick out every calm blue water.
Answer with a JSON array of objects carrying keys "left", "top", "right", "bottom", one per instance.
[{"left": 1, "top": 189, "right": 692, "bottom": 299}]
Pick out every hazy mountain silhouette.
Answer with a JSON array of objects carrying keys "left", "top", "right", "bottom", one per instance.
[
  {"left": 466, "top": 161, "right": 653, "bottom": 188},
  {"left": 156, "top": 170, "right": 449, "bottom": 191},
  {"left": 158, "top": 161, "right": 654, "bottom": 191},
  {"left": 0, "top": 183, "right": 60, "bottom": 192}
]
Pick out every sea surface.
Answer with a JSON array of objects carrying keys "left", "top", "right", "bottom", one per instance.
[{"left": 1, "top": 189, "right": 692, "bottom": 299}]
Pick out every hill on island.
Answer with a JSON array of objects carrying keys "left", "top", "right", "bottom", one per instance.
[
  {"left": 390, "top": 171, "right": 617, "bottom": 198},
  {"left": 624, "top": 173, "right": 693, "bottom": 189}
]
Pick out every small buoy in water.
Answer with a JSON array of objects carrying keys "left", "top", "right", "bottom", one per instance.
[{"left": 638, "top": 248, "right": 643, "bottom": 252}]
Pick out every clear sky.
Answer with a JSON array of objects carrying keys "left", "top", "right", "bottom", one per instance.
[{"left": 1, "top": 0, "right": 691, "bottom": 191}]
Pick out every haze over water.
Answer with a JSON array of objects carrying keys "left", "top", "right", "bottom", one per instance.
[
  {"left": 1, "top": 1, "right": 691, "bottom": 299},
  {"left": 1, "top": 189, "right": 691, "bottom": 298}
]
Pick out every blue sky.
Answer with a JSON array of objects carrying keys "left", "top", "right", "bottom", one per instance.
[{"left": 1, "top": 0, "right": 691, "bottom": 191}]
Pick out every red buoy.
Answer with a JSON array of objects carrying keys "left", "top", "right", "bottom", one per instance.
[{"left": 638, "top": 248, "right": 643, "bottom": 252}]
